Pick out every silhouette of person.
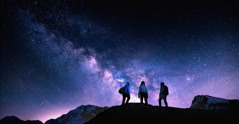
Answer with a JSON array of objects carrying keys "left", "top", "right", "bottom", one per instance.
[
  {"left": 138, "top": 81, "right": 148, "bottom": 104},
  {"left": 122, "top": 82, "right": 130, "bottom": 105},
  {"left": 159, "top": 82, "right": 168, "bottom": 107}
]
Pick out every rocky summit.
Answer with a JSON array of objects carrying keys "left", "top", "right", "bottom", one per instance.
[{"left": 85, "top": 103, "right": 238, "bottom": 124}]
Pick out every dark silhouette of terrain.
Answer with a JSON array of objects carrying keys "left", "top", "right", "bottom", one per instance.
[
  {"left": 0, "top": 116, "right": 43, "bottom": 124},
  {"left": 191, "top": 95, "right": 239, "bottom": 111},
  {"left": 1, "top": 95, "right": 238, "bottom": 124},
  {"left": 85, "top": 103, "right": 238, "bottom": 124}
]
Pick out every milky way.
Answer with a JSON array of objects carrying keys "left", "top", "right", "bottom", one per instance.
[{"left": 1, "top": 0, "right": 239, "bottom": 122}]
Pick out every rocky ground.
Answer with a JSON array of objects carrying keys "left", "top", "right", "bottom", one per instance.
[{"left": 85, "top": 103, "right": 238, "bottom": 124}]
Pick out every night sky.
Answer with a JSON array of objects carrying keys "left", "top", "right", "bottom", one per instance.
[{"left": 1, "top": 0, "right": 239, "bottom": 122}]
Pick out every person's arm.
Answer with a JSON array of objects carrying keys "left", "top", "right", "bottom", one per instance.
[
  {"left": 128, "top": 85, "right": 130, "bottom": 95},
  {"left": 124, "top": 85, "right": 127, "bottom": 94}
]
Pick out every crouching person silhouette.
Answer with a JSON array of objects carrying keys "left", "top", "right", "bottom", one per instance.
[
  {"left": 159, "top": 82, "right": 169, "bottom": 107},
  {"left": 138, "top": 81, "right": 148, "bottom": 104},
  {"left": 119, "top": 82, "right": 130, "bottom": 105}
]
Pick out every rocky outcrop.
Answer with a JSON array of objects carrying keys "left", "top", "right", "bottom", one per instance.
[{"left": 190, "top": 95, "right": 239, "bottom": 111}]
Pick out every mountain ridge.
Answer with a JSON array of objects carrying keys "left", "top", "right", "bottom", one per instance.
[
  {"left": 86, "top": 103, "right": 238, "bottom": 124},
  {"left": 45, "top": 105, "right": 108, "bottom": 124},
  {"left": 1, "top": 95, "right": 238, "bottom": 124},
  {"left": 0, "top": 116, "right": 43, "bottom": 124}
]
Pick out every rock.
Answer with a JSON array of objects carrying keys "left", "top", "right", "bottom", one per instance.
[{"left": 190, "top": 95, "right": 239, "bottom": 111}]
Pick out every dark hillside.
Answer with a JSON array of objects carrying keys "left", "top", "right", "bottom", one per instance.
[{"left": 85, "top": 103, "right": 238, "bottom": 124}]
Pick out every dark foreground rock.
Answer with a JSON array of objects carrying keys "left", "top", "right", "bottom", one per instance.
[
  {"left": 85, "top": 103, "right": 239, "bottom": 124},
  {"left": 190, "top": 95, "right": 239, "bottom": 111},
  {"left": 0, "top": 116, "right": 43, "bottom": 124}
]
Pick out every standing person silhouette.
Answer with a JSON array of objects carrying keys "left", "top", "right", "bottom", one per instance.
[
  {"left": 138, "top": 81, "right": 148, "bottom": 104},
  {"left": 159, "top": 82, "right": 169, "bottom": 107},
  {"left": 122, "top": 82, "right": 130, "bottom": 105}
]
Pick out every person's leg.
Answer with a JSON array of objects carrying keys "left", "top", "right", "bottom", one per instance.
[
  {"left": 145, "top": 96, "right": 148, "bottom": 105},
  {"left": 126, "top": 95, "right": 130, "bottom": 103},
  {"left": 140, "top": 94, "right": 143, "bottom": 104},
  {"left": 159, "top": 97, "right": 162, "bottom": 107},
  {"left": 142, "top": 93, "right": 148, "bottom": 104},
  {"left": 122, "top": 95, "right": 126, "bottom": 105},
  {"left": 145, "top": 93, "right": 148, "bottom": 105},
  {"left": 163, "top": 97, "right": 168, "bottom": 107}
]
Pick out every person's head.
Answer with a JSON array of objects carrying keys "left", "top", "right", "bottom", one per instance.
[
  {"left": 160, "top": 82, "right": 164, "bottom": 86},
  {"left": 141, "top": 81, "right": 145, "bottom": 85},
  {"left": 127, "top": 82, "right": 130, "bottom": 85}
]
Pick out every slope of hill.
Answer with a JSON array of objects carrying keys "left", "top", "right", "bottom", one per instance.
[
  {"left": 85, "top": 103, "right": 238, "bottom": 124},
  {"left": 45, "top": 105, "right": 107, "bottom": 124},
  {"left": 0, "top": 116, "right": 43, "bottom": 124}
]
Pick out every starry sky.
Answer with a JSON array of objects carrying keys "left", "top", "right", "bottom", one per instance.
[{"left": 1, "top": 0, "right": 239, "bottom": 122}]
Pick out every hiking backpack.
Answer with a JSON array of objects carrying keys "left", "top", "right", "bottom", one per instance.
[
  {"left": 165, "top": 85, "right": 169, "bottom": 95},
  {"left": 118, "top": 86, "right": 125, "bottom": 94}
]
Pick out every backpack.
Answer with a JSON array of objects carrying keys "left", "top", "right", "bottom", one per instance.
[
  {"left": 164, "top": 85, "right": 169, "bottom": 95},
  {"left": 118, "top": 86, "right": 125, "bottom": 94}
]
